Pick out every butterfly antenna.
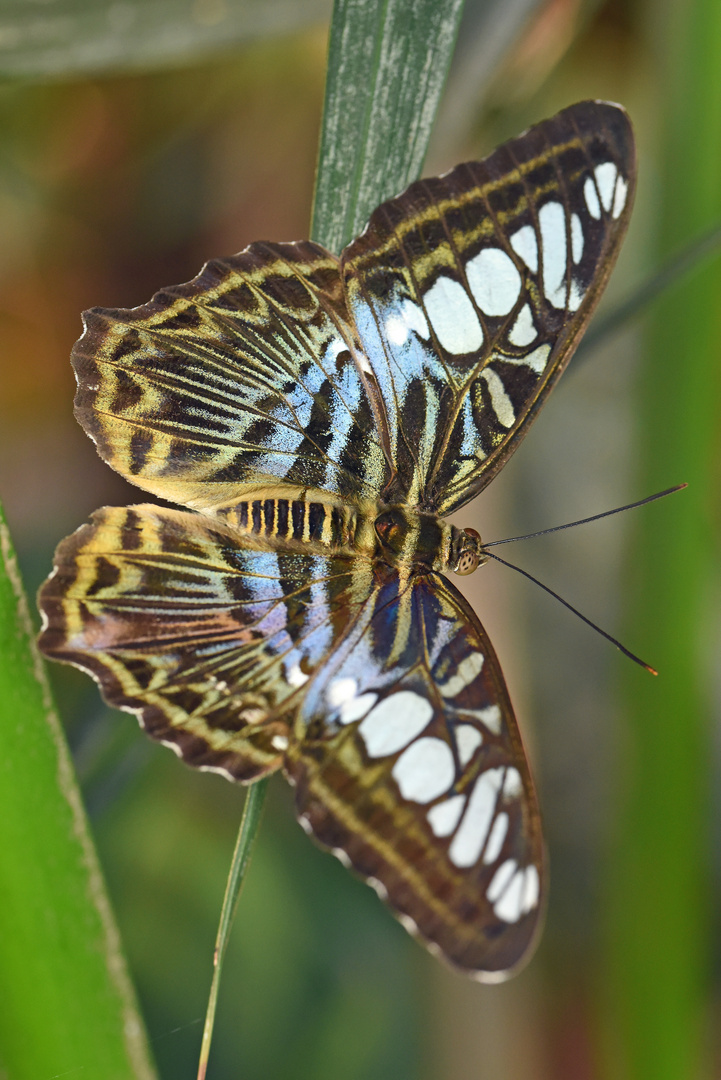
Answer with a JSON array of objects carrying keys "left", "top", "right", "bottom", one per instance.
[
  {"left": 483, "top": 549, "right": 657, "bottom": 675},
  {"left": 483, "top": 484, "right": 687, "bottom": 548}
]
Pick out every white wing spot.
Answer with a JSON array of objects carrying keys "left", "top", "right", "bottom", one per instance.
[
  {"left": 424, "top": 275, "right": 483, "bottom": 354},
  {"left": 238, "top": 707, "right": 266, "bottom": 725},
  {"left": 539, "top": 200, "right": 568, "bottom": 309},
  {"left": 501, "top": 343, "right": 550, "bottom": 375},
  {"left": 584, "top": 175, "right": 601, "bottom": 219},
  {"left": 456, "top": 724, "right": 482, "bottom": 766},
  {"left": 402, "top": 297, "right": 430, "bottom": 339},
  {"left": 392, "top": 737, "right": 455, "bottom": 804},
  {"left": 466, "top": 247, "right": 522, "bottom": 316},
  {"left": 448, "top": 767, "right": 504, "bottom": 868},
  {"left": 160, "top": 738, "right": 184, "bottom": 759},
  {"left": 385, "top": 315, "right": 408, "bottom": 346},
  {"left": 508, "top": 303, "right": 536, "bottom": 347},
  {"left": 440, "top": 651, "right": 484, "bottom": 698},
  {"left": 483, "top": 811, "right": 508, "bottom": 864},
  {"left": 427, "top": 794, "right": 466, "bottom": 837},
  {"left": 339, "top": 692, "right": 378, "bottom": 725},
  {"left": 355, "top": 349, "right": 373, "bottom": 374},
  {"left": 287, "top": 664, "right": 309, "bottom": 688},
  {"left": 525, "top": 343, "right": 550, "bottom": 373},
  {"left": 332, "top": 846, "right": 351, "bottom": 868},
  {"left": 324, "top": 337, "right": 347, "bottom": 365},
  {"left": 503, "top": 766, "right": 523, "bottom": 799},
  {"left": 571, "top": 213, "right": 584, "bottom": 263},
  {"left": 568, "top": 280, "right": 585, "bottom": 312},
  {"left": 398, "top": 912, "right": 419, "bottom": 935},
  {"left": 385, "top": 298, "right": 430, "bottom": 345},
  {"left": 522, "top": 865, "right": 540, "bottom": 913},
  {"left": 358, "top": 691, "right": 433, "bottom": 757},
  {"left": 367, "top": 875, "right": 389, "bottom": 901},
  {"left": 612, "top": 175, "right": 628, "bottom": 218},
  {"left": 493, "top": 868, "right": 526, "bottom": 923},
  {"left": 594, "top": 161, "right": 618, "bottom": 211},
  {"left": 326, "top": 677, "right": 357, "bottom": 707},
  {"left": 487, "top": 858, "right": 517, "bottom": 903},
  {"left": 482, "top": 368, "right": 516, "bottom": 428},
  {"left": 510, "top": 224, "right": 538, "bottom": 273},
  {"left": 271, "top": 734, "right": 289, "bottom": 751},
  {"left": 461, "top": 704, "right": 502, "bottom": 734}
]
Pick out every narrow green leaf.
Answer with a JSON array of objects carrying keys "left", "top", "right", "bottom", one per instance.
[
  {"left": 311, "top": 0, "right": 466, "bottom": 253},
  {"left": 197, "top": 777, "right": 268, "bottom": 1079},
  {"left": 0, "top": 503, "right": 157, "bottom": 1080},
  {"left": 0, "top": 0, "right": 330, "bottom": 80}
]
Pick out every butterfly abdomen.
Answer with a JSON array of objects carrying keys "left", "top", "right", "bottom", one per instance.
[{"left": 223, "top": 497, "right": 377, "bottom": 554}]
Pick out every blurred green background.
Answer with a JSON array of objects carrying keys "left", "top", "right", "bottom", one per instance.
[{"left": 0, "top": 0, "right": 719, "bottom": 1077}]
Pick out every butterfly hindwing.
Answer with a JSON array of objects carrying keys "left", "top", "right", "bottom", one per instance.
[
  {"left": 72, "top": 242, "right": 391, "bottom": 511},
  {"left": 286, "top": 569, "right": 543, "bottom": 977},
  {"left": 39, "top": 504, "right": 376, "bottom": 782},
  {"left": 342, "top": 100, "right": 635, "bottom": 513}
]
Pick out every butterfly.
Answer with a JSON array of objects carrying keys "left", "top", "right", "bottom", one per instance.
[{"left": 38, "top": 100, "right": 635, "bottom": 980}]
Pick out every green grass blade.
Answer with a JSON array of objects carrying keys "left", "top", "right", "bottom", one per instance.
[
  {"left": 311, "top": 0, "right": 466, "bottom": 253},
  {"left": 0, "top": 504, "right": 157, "bottom": 1080},
  {"left": 599, "top": 1, "right": 721, "bottom": 1077},
  {"left": 197, "top": 778, "right": 268, "bottom": 1080}
]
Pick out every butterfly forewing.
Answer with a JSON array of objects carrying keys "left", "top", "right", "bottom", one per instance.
[
  {"left": 38, "top": 100, "right": 636, "bottom": 979},
  {"left": 72, "top": 241, "right": 391, "bottom": 511},
  {"left": 287, "top": 571, "right": 543, "bottom": 976},
  {"left": 342, "top": 100, "right": 635, "bottom": 513}
]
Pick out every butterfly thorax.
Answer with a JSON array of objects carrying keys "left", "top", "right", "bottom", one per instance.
[{"left": 373, "top": 506, "right": 485, "bottom": 576}]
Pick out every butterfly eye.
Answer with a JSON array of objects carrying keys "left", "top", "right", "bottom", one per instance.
[
  {"left": 453, "top": 527, "right": 483, "bottom": 576},
  {"left": 455, "top": 551, "right": 479, "bottom": 575}
]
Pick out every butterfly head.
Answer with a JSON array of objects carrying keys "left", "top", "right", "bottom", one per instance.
[{"left": 450, "top": 527, "right": 486, "bottom": 577}]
